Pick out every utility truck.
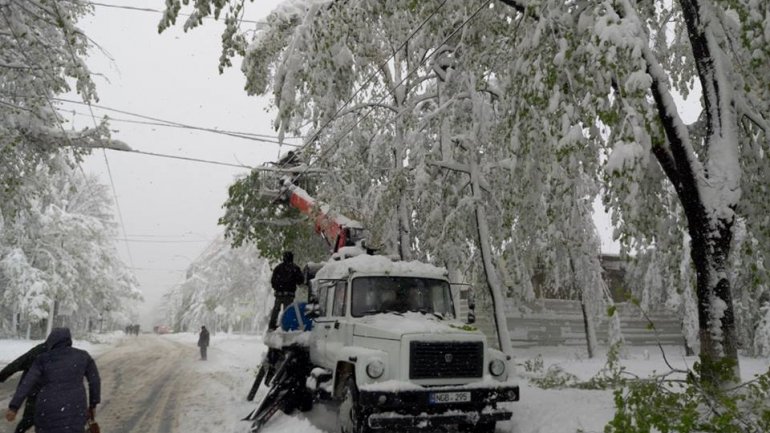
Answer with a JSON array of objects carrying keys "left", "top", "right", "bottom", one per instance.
[{"left": 245, "top": 173, "right": 519, "bottom": 433}]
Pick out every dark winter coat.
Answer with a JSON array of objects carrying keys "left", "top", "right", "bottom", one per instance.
[
  {"left": 198, "top": 328, "right": 210, "bottom": 347},
  {"left": 270, "top": 257, "right": 304, "bottom": 294},
  {"left": 9, "top": 328, "right": 100, "bottom": 433},
  {"left": 0, "top": 343, "right": 47, "bottom": 395}
]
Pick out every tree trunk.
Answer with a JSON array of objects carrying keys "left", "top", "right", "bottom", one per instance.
[
  {"left": 45, "top": 299, "right": 55, "bottom": 336},
  {"left": 11, "top": 306, "right": 18, "bottom": 337},
  {"left": 469, "top": 154, "right": 513, "bottom": 356},
  {"left": 690, "top": 222, "right": 740, "bottom": 383},
  {"left": 580, "top": 294, "right": 595, "bottom": 359},
  {"left": 677, "top": 0, "right": 741, "bottom": 385},
  {"left": 572, "top": 255, "right": 597, "bottom": 358},
  {"left": 680, "top": 233, "right": 699, "bottom": 356}
]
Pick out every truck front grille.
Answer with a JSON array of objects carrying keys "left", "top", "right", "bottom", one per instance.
[{"left": 409, "top": 341, "right": 484, "bottom": 379}]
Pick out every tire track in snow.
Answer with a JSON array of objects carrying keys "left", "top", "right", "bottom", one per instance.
[{"left": 95, "top": 335, "right": 194, "bottom": 433}]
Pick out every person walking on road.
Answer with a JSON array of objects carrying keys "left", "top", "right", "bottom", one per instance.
[
  {"left": 268, "top": 251, "right": 304, "bottom": 331},
  {"left": 4, "top": 328, "right": 100, "bottom": 433},
  {"left": 0, "top": 342, "right": 47, "bottom": 433},
  {"left": 198, "top": 326, "right": 210, "bottom": 360}
]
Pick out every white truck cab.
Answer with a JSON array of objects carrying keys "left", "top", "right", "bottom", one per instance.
[{"left": 303, "top": 254, "right": 519, "bottom": 433}]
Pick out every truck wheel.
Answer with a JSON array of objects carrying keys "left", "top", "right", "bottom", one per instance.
[
  {"left": 339, "top": 378, "right": 369, "bottom": 433},
  {"left": 298, "top": 389, "right": 314, "bottom": 412},
  {"left": 459, "top": 421, "right": 496, "bottom": 433}
]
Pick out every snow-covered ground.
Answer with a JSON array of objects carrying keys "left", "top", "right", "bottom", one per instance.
[
  {"left": 0, "top": 331, "right": 125, "bottom": 364},
  {"left": 2, "top": 333, "right": 768, "bottom": 433}
]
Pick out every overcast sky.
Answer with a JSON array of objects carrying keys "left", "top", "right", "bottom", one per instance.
[
  {"left": 63, "top": 0, "right": 620, "bottom": 329},
  {"left": 61, "top": 0, "right": 289, "bottom": 328}
]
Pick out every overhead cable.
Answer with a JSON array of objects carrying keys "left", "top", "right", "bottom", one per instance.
[
  {"left": 56, "top": 98, "right": 302, "bottom": 146},
  {"left": 106, "top": 147, "right": 330, "bottom": 174},
  {"left": 66, "top": 110, "right": 298, "bottom": 142},
  {"left": 86, "top": 1, "right": 266, "bottom": 25}
]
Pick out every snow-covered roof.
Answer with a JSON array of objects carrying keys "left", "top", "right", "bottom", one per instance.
[{"left": 314, "top": 254, "right": 448, "bottom": 280}]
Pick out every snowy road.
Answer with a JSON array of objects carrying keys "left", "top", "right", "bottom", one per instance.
[
  {"left": 7, "top": 335, "right": 766, "bottom": 433},
  {"left": 1, "top": 334, "right": 266, "bottom": 433},
  {"left": 95, "top": 335, "right": 195, "bottom": 433}
]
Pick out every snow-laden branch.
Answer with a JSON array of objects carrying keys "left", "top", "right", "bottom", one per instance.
[
  {"left": 426, "top": 159, "right": 468, "bottom": 174},
  {"left": 0, "top": 62, "right": 38, "bottom": 70},
  {"left": 736, "top": 95, "right": 770, "bottom": 134},
  {"left": 337, "top": 101, "right": 399, "bottom": 117},
  {"left": 616, "top": 0, "right": 705, "bottom": 195},
  {"left": 419, "top": 92, "right": 469, "bottom": 123}
]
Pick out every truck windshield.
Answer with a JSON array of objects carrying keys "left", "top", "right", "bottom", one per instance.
[{"left": 351, "top": 276, "right": 454, "bottom": 318}]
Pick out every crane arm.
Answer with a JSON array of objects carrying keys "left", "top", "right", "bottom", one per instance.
[{"left": 280, "top": 179, "right": 364, "bottom": 252}]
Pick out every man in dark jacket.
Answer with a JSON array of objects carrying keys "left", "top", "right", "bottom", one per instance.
[
  {"left": 268, "top": 251, "right": 304, "bottom": 331},
  {"left": 5, "top": 328, "right": 100, "bottom": 433},
  {"left": 0, "top": 343, "right": 46, "bottom": 433},
  {"left": 197, "top": 326, "right": 210, "bottom": 360}
]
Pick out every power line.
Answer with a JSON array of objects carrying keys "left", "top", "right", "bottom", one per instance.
[
  {"left": 102, "top": 148, "right": 136, "bottom": 264},
  {"left": 116, "top": 148, "right": 252, "bottom": 168},
  {"left": 107, "top": 147, "right": 329, "bottom": 173},
  {"left": 66, "top": 109, "right": 300, "bottom": 143},
  {"left": 86, "top": 1, "right": 266, "bottom": 25},
  {"left": 56, "top": 98, "right": 303, "bottom": 146}
]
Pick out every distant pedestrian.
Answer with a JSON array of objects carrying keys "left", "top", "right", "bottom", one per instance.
[
  {"left": 268, "top": 251, "right": 304, "bottom": 331},
  {"left": 5, "top": 328, "right": 100, "bottom": 433},
  {"left": 0, "top": 343, "right": 47, "bottom": 433},
  {"left": 198, "top": 326, "right": 210, "bottom": 360}
]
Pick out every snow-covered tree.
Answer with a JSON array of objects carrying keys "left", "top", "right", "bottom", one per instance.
[
  {"left": 219, "top": 167, "right": 330, "bottom": 262},
  {"left": 164, "top": 1, "right": 482, "bottom": 261},
  {"left": 0, "top": 0, "right": 138, "bottom": 338},
  {"left": 0, "top": 158, "right": 140, "bottom": 337},
  {"left": 0, "top": 0, "right": 113, "bottom": 202},
  {"left": 161, "top": 0, "right": 621, "bottom": 356},
  {"left": 164, "top": 239, "right": 273, "bottom": 333},
  {"left": 488, "top": 0, "right": 770, "bottom": 383},
  {"left": 164, "top": 0, "right": 770, "bottom": 382}
]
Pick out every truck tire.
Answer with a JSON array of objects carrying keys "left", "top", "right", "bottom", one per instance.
[
  {"left": 459, "top": 421, "right": 496, "bottom": 433},
  {"left": 339, "top": 378, "right": 370, "bottom": 433},
  {"left": 298, "top": 389, "right": 314, "bottom": 412}
]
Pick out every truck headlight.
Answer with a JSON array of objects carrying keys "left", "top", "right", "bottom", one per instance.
[
  {"left": 489, "top": 359, "right": 506, "bottom": 376},
  {"left": 366, "top": 359, "right": 385, "bottom": 379}
]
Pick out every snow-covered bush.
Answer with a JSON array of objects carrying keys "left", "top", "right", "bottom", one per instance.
[{"left": 607, "top": 361, "right": 770, "bottom": 433}]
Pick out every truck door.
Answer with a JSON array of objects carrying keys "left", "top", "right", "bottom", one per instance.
[
  {"left": 326, "top": 280, "right": 349, "bottom": 366},
  {"left": 310, "top": 281, "right": 335, "bottom": 369}
]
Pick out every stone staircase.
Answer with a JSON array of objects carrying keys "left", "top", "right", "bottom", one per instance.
[{"left": 505, "top": 298, "right": 685, "bottom": 348}]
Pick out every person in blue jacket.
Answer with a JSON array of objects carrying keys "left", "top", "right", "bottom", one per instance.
[
  {"left": 0, "top": 342, "right": 47, "bottom": 433},
  {"left": 4, "top": 328, "right": 101, "bottom": 433}
]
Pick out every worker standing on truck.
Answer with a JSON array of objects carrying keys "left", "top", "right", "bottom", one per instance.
[{"left": 268, "top": 251, "right": 304, "bottom": 331}]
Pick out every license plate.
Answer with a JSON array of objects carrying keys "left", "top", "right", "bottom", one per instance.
[{"left": 429, "top": 391, "right": 471, "bottom": 404}]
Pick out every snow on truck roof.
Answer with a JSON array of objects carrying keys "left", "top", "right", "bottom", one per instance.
[{"left": 315, "top": 254, "right": 448, "bottom": 281}]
